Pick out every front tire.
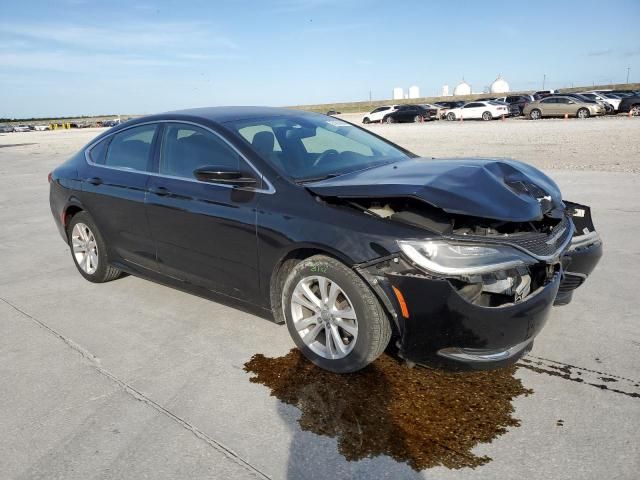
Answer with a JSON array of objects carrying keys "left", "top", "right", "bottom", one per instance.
[
  {"left": 446, "top": 112, "right": 456, "bottom": 121},
  {"left": 384, "top": 116, "right": 394, "bottom": 124},
  {"left": 577, "top": 108, "right": 590, "bottom": 119},
  {"left": 529, "top": 109, "right": 542, "bottom": 120},
  {"left": 67, "top": 211, "right": 121, "bottom": 283},
  {"left": 281, "top": 255, "right": 391, "bottom": 373},
  {"left": 630, "top": 104, "right": 640, "bottom": 116},
  {"left": 362, "top": 117, "right": 370, "bottom": 124}
]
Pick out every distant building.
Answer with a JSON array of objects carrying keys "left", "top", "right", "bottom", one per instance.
[
  {"left": 490, "top": 75, "right": 510, "bottom": 93},
  {"left": 441, "top": 85, "right": 449, "bottom": 96},
  {"left": 393, "top": 87, "right": 404, "bottom": 100},
  {"left": 408, "top": 85, "right": 420, "bottom": 99},
  {"left": 453, "top": 80, "right": 471, "bottom": 96}
]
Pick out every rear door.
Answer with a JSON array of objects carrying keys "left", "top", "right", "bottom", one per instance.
[
  {"left": 539, "top": 97, "right": 557, "bottom": 116},
  {"left": 79, "top": 123, "right": 159, "bottom": 270},
  {"left": 145, "top": 122, "right": 262, "bottom": 301}
]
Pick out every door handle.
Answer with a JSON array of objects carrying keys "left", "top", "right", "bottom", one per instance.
[
  {"left": 149, "top": 186, "right": 171, "bottom": 196},
  {"left": 86, "top": 177, "right": 102, "bottom": 185}
]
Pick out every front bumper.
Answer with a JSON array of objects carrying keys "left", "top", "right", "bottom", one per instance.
[{"left": 386, "top": 270, "right": 560, "bottom": 369}]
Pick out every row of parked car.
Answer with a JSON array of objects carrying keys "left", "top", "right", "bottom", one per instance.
[
  {"left": 0, "top": 118, "right": 123, "bottom": 133},
  {"left": 360, "top": 89, "right": 640, "bottom": 123}
]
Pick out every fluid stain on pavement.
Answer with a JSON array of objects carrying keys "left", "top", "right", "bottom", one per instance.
[{"left": 244, "top": 349, "right": 531, "bottom": 471}]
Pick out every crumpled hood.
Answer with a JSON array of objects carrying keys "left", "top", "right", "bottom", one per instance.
[{"left": 305, "top": 158, "right": 563, "bottom": 222}]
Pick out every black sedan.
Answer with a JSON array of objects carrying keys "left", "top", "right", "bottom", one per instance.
[
  {"left": 49, "top": 107, "right": 602, "bottom": 373},
  {"left": 382, "top": 104, "right": 437, "bottom": 123},
  {"left": 618, "top": 94, "right": 640, "bottom": 116}
]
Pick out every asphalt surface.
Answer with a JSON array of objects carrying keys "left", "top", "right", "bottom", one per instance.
[{"left": 1, "top": 127, "right": 639, "bottom": 479}]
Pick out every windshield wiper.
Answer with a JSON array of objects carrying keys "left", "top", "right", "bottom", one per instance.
[{"left": 296, "top": 173, "right": 341, "bottom": 184}]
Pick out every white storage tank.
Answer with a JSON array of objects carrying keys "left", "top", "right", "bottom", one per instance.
[
  {"left": 490, "top": 75, "right": 510, "bottom": 93},
  {"left": 393, "top": 87, "right": 404, "bottom": 100},
  {"left": 408, "top": 85, "right": 420, "bottom": 99},
  {"left": 441, "top": 85, "right": 449, "bottom": 96},
  {"left": 453, "top": 80, "right": 471, "bottom": 96}
]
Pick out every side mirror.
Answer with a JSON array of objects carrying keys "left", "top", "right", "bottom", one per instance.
[{"left": 193, "top": 166, "right": 258, "bottom": 187}]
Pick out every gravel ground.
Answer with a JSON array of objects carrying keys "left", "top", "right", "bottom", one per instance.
[{"left": 337, "top": 113, "right": 640, "bottom": 173}]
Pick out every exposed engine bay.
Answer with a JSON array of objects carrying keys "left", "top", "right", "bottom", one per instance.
[{"left": 342, "top": 197, "right": 575, "bottom": 308}]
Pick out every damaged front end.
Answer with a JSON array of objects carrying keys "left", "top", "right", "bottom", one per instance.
[{"left": 350, "top": 197, "right": 601, "bottom": 369}]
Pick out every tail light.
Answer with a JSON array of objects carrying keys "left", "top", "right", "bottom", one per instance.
[{"left": 47, "top": 172, "right": 52, "bottom": 183}]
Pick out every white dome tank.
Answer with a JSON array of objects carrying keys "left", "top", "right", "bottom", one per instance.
[
  {"left": 490, "top": 75, "right": 510, "bottom": 93},
  {"left": 453, "top": 80, "right": 471, "bottom": 96}
]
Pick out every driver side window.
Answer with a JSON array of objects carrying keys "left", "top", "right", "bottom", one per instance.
[{"left": 160, "top": 123, "right": 243, "bottom": 179}]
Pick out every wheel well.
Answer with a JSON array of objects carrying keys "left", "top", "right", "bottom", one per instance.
[
  {"left": 64, "top": 205, "right": 83, "bottom": 228},
  {"left": 269, "top": 248, "right": 337, "bottom": 323}
]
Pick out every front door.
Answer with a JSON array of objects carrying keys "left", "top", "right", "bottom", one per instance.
[{"left": 145, "top": 122, "right": 261, "bottom": 302}]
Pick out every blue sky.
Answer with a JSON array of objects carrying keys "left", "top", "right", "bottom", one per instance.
[{"left": 1, "top": 0, "right": 639, "bottom": 117}]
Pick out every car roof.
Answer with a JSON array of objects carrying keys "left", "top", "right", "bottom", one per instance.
[{"left": 123, "top": 106, "right": 321, "bottom": 127}]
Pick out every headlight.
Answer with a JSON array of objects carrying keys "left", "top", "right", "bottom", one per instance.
[{"left": 398, "top": 240, "right": 536, "bottom": 276}]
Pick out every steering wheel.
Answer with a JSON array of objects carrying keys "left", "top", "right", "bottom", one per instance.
[{"left": 312, "top": 149, "right": 339, "bottom": 167}]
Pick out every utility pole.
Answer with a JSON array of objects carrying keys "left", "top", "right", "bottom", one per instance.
[
  {"left": 542, "top": 73, "right": 546, "bottom": 90},
  {"left": 627, "top": 67, "right": 631, "bottom": 84}
]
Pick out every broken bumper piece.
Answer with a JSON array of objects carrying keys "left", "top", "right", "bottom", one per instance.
[{"left": 384, "top": 271, "right": 560, "bottom": 369}]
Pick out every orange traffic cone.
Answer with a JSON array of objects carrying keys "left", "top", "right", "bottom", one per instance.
[
  {"left": 501, "top": 114, "right": 505, "bottom": 122},
  {"left": 564, "top": 113, "right": 568, "bottom": 120}
]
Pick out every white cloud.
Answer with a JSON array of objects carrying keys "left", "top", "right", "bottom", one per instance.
[{"left": 0, "top": 21, "right": 239, "bottom": 52}]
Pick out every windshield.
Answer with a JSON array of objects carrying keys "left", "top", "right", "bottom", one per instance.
[{"left": 224, "top": 114, "right": 412, "bottom": 181}]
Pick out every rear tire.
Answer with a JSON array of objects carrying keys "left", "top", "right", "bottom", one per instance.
[
  {"left": 384, "top": 116, "right": 394, "bottom": 124},
  {"left": 630, "top": 104, "right": 640, "bottom": 116},
  {"left": 67, "top": 211, "right": 121, "bottom": 283},
  {"left": 362, "top": 117, "right": 370, "bottom": 124},
  {"left": 281, "top": 255, "right": 391, "bottom": 373},
  {"left": 482, "top": 111, "right": 492, "bottom": 121},
  {"left": 414, "top": 115, "right": 421, "bottom": 123}
]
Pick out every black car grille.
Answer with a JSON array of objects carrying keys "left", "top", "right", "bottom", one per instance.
[
  {"left": 453, "top": 216, "right": 573, "bottom": 259},
  {"left": 558, "top": 273, "right": 586, "bottom": 293}
]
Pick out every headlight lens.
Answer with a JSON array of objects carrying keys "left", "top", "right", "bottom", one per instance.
[{"left": 398, "top": 240, "right": 536, "bottom": 276}]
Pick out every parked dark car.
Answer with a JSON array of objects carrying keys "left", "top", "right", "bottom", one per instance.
[
  {"left": 49, "top": 107, "right": 602, "bottom": 373},
  {"left": 326, "top": 110, "right": 341, "bottom": 116},
  {"left": 618, "top": 94, "right": 640, "bottom": 116},
  {"left": 382, "top": 104, "right": 437, "bottom": 123},
  {"left": 502, "top": 95, "right": 534, "bottom": 116}
]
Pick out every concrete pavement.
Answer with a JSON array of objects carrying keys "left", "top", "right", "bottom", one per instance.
[{"left": 1, "top": 130, "right": 638, "bottom": 479}]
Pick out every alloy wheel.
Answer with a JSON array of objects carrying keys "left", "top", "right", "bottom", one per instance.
[
  {"left": 530, "top": 109, "right": 541, "bottom": 120},
  {"left": 71, "top": 222, "right": 99, "bottom": 274},
  {"left": 290, "top": 275, "right": 358, "bottom": 360},
  {"left": 577, "top": 108, "right": 589, "bottom": 119},
  {"left": 631, "top": 105, "right": 640, "bottom": 116}
]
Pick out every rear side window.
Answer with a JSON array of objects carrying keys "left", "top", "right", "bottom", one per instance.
[
  {"left": 88, "top": 137, "right": 111, "bottom": 164},
  {"left": 104, "top": 124, "right": 157, "bottom": 171},
  {"left": 160, "top": 123, "right": 244, "bottom": 179}
]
